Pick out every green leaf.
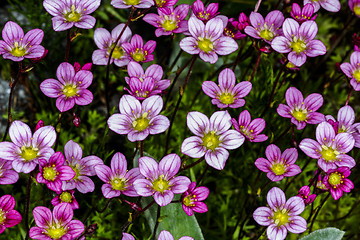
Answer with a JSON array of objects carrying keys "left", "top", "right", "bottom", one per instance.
[
  {"left": 142, "top": 196, "right": 205, "bottom": 240},
  {"left": 299, "top": 228, "right": 345, "bottom": 240}
]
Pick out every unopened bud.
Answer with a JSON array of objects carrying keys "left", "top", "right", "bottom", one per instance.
[{"left": 35, "top": 120, "right": 44, "bottom": 131}]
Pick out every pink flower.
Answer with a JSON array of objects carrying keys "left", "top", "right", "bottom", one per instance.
[
  {"left": 340, "top": 51, "right": 360, "bottom": 91},
  {"left": 255, "top": 144, "right": 301, "bottom": 182},
  {"left": 299, "top": 122, "right": 355, "bottom": 172},
  {"left": 37, "top": 152, "right": 75, "bottom": 192},
  {"left": 92, "top": 23, "right": 132, "bottom": 67},
  {"left": 191, "top": 0, "right": 219, "bottom": 22},
  {"left": 40, "top": 62, "right": 94, "bottom": 112},
  {"left": 124, "top": 61, "right": 171, "bottom": 100},
  {"left": 244, "top": 11, "right": 284, "bottom": 43},
  {"left": 122, "top": 34, "right": 156, "bottom": 63},
  {"left": 253, "top": 187, "right": 307, "bottom": 240},
  {"left": 95, "top": 152, "right": 142, "bottom": 198},
  {"left": 223, "top": 18, "right": 247, "bottom": 40},
  {"left": 324, "top": 167, "right": 354, "bottom": 200},
  {"left": 143, "top": 5, "right": 189, "bottom": 37},
  {"left": 304, "top": 0, "right": 340, "bottom": 12},
  {"left": 29, "top": 203, "right": 84, "bottom": 239},
  {"left": 62, "top": 140, "right": 103, "bottom": 194},
  {"left": 0, "top": 120, "right": 56, "bottom": 173},
  {"left": 158, "top": 230, "right": 194, "bottom": 240},
  {"left": 271, "top": 18, "right": 326, "bottom": 67},
  {"left": 111, "top": 0, "right": 154, "bottom": 9},
  {"left": 51, "top": 190, "right": 79, "bottom": 210},
  {"left": 297, "top": 186, "right": 316, "bottom": 205},
  {"left": 181, "top": 111, "right": 244, "bottom": 170},
  {"left": 181, "top": 182, "right": 209, "bottom": 216},
  {"left": 180, "top": 17, "right": 238, "bottom": 64},
  {"left": 0, "top": 195, "right": 22, "bottom": 234},
  {"left": 0, "top": 21, "right": 45, "bottom": 62},
  {"left": 290, "top": 3, "right": 317, "bottom": 24},
  {"left": 108, "top": 95, "right": 170, "bottom": 142},
  {"left": 277, "top": 87, "right": 325, "bottom": 130},
  {"left": 231, "top": 110, "right": 268, "bottom": 142},
  {"left": 202, "top": 68, "right": 252, "bottom": 108},
  {"left": 349, "top": 0, "right": 360, "bottom": 17},
  {"left": 43, "top": 0, "right": 101, "bottom": 31},
  {"left": 133, "top": 154, "right": 191, "bottom": 206}
]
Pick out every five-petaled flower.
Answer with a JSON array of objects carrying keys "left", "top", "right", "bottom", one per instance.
[
  {"left": 290, "top": 3, "right": 317, "bottom": 24},
  {"left": 180, "top": 17, "right": 238, "bottom": 64},
  {"left": 92, "top": 23, "right": 132, "bottom": 67},
  {"left": 255, "top": 144, "right": 301, "bottom": 182},
  {"left": 143, "top": 4, "right": 189, "bottom": 37},
  {"left": 0, "top": 21, "right": 45, "bottom": 62},
  {"left": 133, "top": 154, "right": 191, "bottom": 206},
  {"left": 62, "top": 140, "right": 103, "bottom": 194},
  {"left": 304, "top": 0, "right": 341, "bottom": 12},
  {"left": 253, "top": 187, "right": 307, "bottom": 240},
  {"left": 297, "top": 186, "right": 316, "bottom": 205},
  {"left": 43, "top": 0, "right": 101, "bottom": 31},
  {"left": 299, "top": 121, "right": 355, "bottom": 172},
  {"left": 181, "top": 182, "right": 209, "bottom": 216},
  {"left": 231, "top": 110, "right": 268, "bottom": 142},
  {"left": 108, "top": 95, "right": 170, "bottom": 142},
  {"left": 51, "top": 190, "right": 79, "bottom": 210},
  {"left": 40, "top": 62, "right": 94, "bottom": 112},
  {"left": 202, "top": 68, "right": 252, "bottom": 108},
  {"left": 0, "top": 120, "right": 56, "bottom": 173},
  {"left": 244, "top": 10, "right": 284, "bottom": 43},
  {"left": 122, "top": 34, "right": 156, "bottom": 63},
  {"left": 124, "top": 61, "right": 171, "bottom": 100},
  {"left": 191, "top": 0, "right": 219, "bottom": 22},
  {"left": 271, "top": 18, "right": 326, "bottom": 67},
  {"left": 95, "top": 152, "right": 142, "bottom": 198},
  {"left": 324, "top": 167, "right": 354, "bottom": 200},
  {"left": 340, "top": 51, "right": 360, "bottom": 91},
  {"left": 0, "top": 195, "right": 22, "bottom": 234},
  {"left": 29, "top": 203, "right": 84, "bottom": 240},
  {"left": 181, "top": 111, "right": 244, "bottom": 170},
  {"left": 277, "top": 87, "right": 325, "bottom": 130},
  {"left": 37, "top": 152, "right": 76, "bottom": 192}
]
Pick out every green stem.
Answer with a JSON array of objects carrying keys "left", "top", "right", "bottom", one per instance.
[
  {"left": 152, "top": 205, "right": 161, "bottom": 240},
  {"left": 309, "top": 193, "right": 331, "bottom": 233}
]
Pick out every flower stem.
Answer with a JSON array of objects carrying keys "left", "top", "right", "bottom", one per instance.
[
  {"left": 179, "top": 157, "right": 204, "bottom": 173},
  {"left": 248, "top": 51, "right": 262, "bottom": 82},
  {"left": 345, "top": 88, "right": 352, "bottom": 105},
  {"left": 152, "top": 205, "right": 161, "bottom": 240},
  {"left": 309, "top": 193, "right": 330, "bottom": 233},
  {"left": 104, "top": 8, "right": 135, "bottom": 116},
  {"left": 164, "top": 56, "right": 197, "bottom": 154},
  {"left": 65, "top": 29, "right": 71, "bottom": 62},
  {"left": 24, "top": 174, "right": 32, "bottom": 240},
  {"left": 121, "top": 200, "right": 155, "bottom": 232},
  {"left": 2, "top": 62, "right": 22, "bottom": 141}
]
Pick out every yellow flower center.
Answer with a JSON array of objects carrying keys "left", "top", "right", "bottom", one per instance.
[
  {"left": 259, "top": 29, "right": 274, "bottom": 41},
  {"left": 131, "top": 49, "right": 146, "bottom": 62},
  {"left": 202, "top": 131, "right": 220, "bottom": 151},
  {"left": 273, "top": 209, "right": 289, "bottom": 226},
  {"left": 124, "top": 0, "right": 140, "bottom": 5},
  {"left": 70, "top": 164, "right": 81, "bottom": 181},
  {"left": 183, "top": 195, "right": 195, "bottom": 207},
  {"left": 11, "top": 43, "right": 26, "bottom": 57},
  {"left": 292, "top": 109, "right": 307, "bottom": 121},
  {"left": 271, "top": 163, "right": 286, "bottom": 175},
  {"left": 162, "top": 19, "right": 177, "bottom": 31},
  {"left": 155, "top": 0, "right": 166, "bottom": 7},
  {"left": 152, "top": 175, "right": 170, "bottom": 193},
  {"left": 20, "top": 146, "right": 38, "bottom": 162},
  {"left": 291, "top": 39, "right": 306, "bottom": 53},
  {"left": 0, "top": 210, "right": 6, "bottom": 225},
  {"left": 47, "top": 225, "right": 67, "bottom": 239},
  {"left": 354, "top": 5, "right": 360, "bottom": 16},
  {"left": 328, "top": 172, "right": 342, "bottom": 186},
  {"left": 59, "top": 192, "right": 73, "bottom": 203},
  {"left": 133, "top": 112, "right": 150, "bottom": 132},
  {"left": 109, "top": 45, "right": 124, "bottom": 59},
  {"left": 64, "top": 5, "right": 81, "bottom": 22},
  {"left": 219, "top": 92, "right": 234, "bottom": 105},
  {"left": 197, "top": 38, "right": 213, "bottom": 53},
  {"left": 62, "top": 84, "right": 78, "bottom": 98},
  {"left": 321, "top": 147, "right": 337, "bottom": 162},
  {"left": 353, "top": 70, "right": 360, "bottom": 82},
  {"left": 43, "top": 166, "right": 57, "bottom": 181},
  {"left": 111, "top": 178, "right": 126, "bottom": 191}
]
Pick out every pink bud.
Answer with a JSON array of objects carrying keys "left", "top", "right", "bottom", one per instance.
[
  {"left": 35, "top": 120, "right": 44, "bottom": 131},
  {"left": 73, "top": 113, "right": 81, "bottom": 127}
]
